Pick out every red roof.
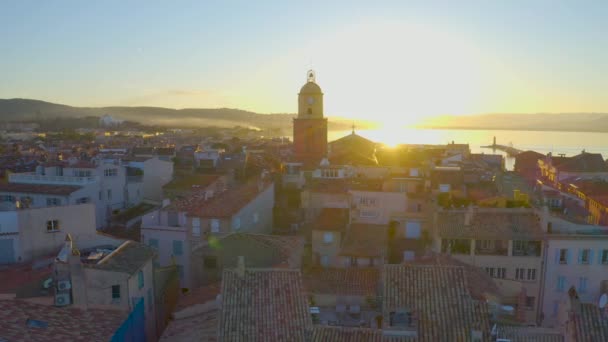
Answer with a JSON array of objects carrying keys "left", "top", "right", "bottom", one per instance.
[
  {"left": 0, "top": 183, "right": 82, "bottom": 196},
  {"left": 0, "top": 299, "right": 127, "bottom": 342},
  {"left": 183, "top": 180, "right": 272, "bottom": 218}
]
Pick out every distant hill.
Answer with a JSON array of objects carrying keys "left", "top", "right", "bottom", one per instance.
[
  {"left": 417, "top": 112, "right": 608, "bottom": 133},
  {"left": 0, "top": 98, "right": 355, "bottom": 131},
  {"left": 3, "top": 98, "right": 606, "bottom": 133}
]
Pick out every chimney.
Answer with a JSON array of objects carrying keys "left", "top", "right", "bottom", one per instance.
[
  {"left": 464, "top": 205, "right": 474, "bottom": 226},
  {"left": 236, "top": 256, "right": 245, "bottom": 277}
]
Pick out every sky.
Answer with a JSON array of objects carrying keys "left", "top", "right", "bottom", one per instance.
[{"left": 1, "top": 0, "right": 608, "bottom": 126}]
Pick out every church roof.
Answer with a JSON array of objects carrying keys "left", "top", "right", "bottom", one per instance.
[{"left": 299, "top": 81, "right": 322, "bottom": 94}]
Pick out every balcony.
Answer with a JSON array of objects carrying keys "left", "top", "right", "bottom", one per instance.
[{"left": 9, "top": 173, "right": 99, "bottom": 185}]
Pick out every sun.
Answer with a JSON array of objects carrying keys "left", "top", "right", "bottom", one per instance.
[{"left": 298, "top": 20, "right": 487, "bottom": 127}]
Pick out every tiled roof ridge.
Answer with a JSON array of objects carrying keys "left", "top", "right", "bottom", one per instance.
[
  {"left": 224, "top": 267, "right": 301, "bottom": 273},
  {"left": 96, "top": 240, "right": 132, "bottom": 265}
]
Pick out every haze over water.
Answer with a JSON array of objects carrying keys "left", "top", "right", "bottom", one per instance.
[{"left": 328, "top": 128, "right": 608, "bottom": 170}]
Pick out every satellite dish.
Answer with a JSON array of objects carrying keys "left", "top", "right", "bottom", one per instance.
[{"left": 599, "top": 293, "right": 608, "bottom": 308}]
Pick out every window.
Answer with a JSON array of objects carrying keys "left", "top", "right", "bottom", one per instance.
[
  {"left": 138, "top": 270, "right": 144, "bottom": 289},
  {"left": 253, "top": 212, "right": 259, "bottom": 223},
  {"left": 148, "top": 238, "right": 159, "bottom": 249},
  {"left": 405, "top": 222, "right": 421, "bottom": 239},
  {"left": 527, "top": 268, "right": 537, "bottom": 281},
  {"left": 485, "top": 267, "right": 495, "bottom": 277},
  {"left": 147, "top": 288, "right": 153, "bottom": 312},
  {"left": 172, "top": 240, "right": 183, "bottom": 256},
  {"left": 104, "top": 168, "right": 117, "bottom": 177},
  {"left": 233, "top": 217, "right": 241, "bottom": 230},
  {"left": 602, "top": 249, "right": 608, "bottom": 265},
  {"left": 204, "top": 256, "right": 217, "bottom": 269},
  {"left": 211, "top": 219, "right": 220, "bottom": 233},
  {"left": 515, "top": 268, "right": 526, "bottom": 280},
  {"left": 359, "top": 197, "right": 377, "bottom": 206},
  {"left": 73, "top": 170, "right": 91, "bottom": 177},
  {"left": 557, "top": 276, "right": 566, "bottom": 292},
  {"left": 107, "top": 189, "right": 112, "bottom": 201},
  {"left": 525, "top": 296, "right": 535, "bottom": 310},
  {"left": 496, "top": 268, "right": 506, "bottom": 279},
  {"left": 0, "top": 195, "right": 15, "bottom": 202},
  {"left": 320, "top": 255, "right": 329, "bottom": 267},
  {"left": 479, "top": 240, "right": 494, "bottom": 250},
  {"left": 350, "top": 257, "right": 357, "bottom": 267},
  {"left": 323, "top": 232, "right": 334, "bottom": 244},
  {"left": 111, "top": 285, "right": 121, "bottom": 300},
  {"left": 360, "top": 210, "right": 378, "bottom": 218},
  {"left": 559, "top": 249, "right": 568, "bottom": 264},
  {"left": 579, "top": 277, "right": 588, "bottom": 294},
  {"left": 192, "top": 218, "right": 201, "bottom": 237},
  {"left": 177, "top": 264, "right": 184, "bottom": 279},
  {"left": 99, "top": 191, "right": 103, "bottom": 200},
  {"left": 552, "top": 301, "right": 559, "bottom": 317},
  {"left": 46, "top": 198, "right": 61, "bottom": 206},
  {"left": 46, "top": 220, "right": 60, "bottom": 232},
  {"left": 76, "top": 197, "right": 89, "bottom": 204},
  {"left": 579, "top": 249, "right": 592, "bottom": 264},
  {"left": 389, "top": 310, "right": 413, "bottom": 327}
]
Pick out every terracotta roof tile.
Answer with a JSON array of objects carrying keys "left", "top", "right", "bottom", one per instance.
[
  {"left": 438, "top": 209, "right": 543, "bottom": 240},
  {"left": 407, "top": 254, "right": 501, "bottom": 301},
  {"left": 0, "top": 299, "right": 126, "bottom": 342},
  {"left": 303, "top": 267, "right": 380, "bottom": 297},
  {"left": 572, "top": 303, "right": 608, "bottom": 342},
  {"left": 382, "top": 264, "right": 491, "bottom": 342},
  {"left": 311, "top": 326, "right": 384, "bottom": 341},
  {"left": 218, "top": 268, "right": 312, "bottom": 341},
  {"left": 85, "top": 241, "right": 156, "bottom": 275},
  {"left": 184, "top": 182, "right": 272, "bottom": 218},
  {"left": 495, "top": 325, "right": 564, "bottom": 342},
  {"left": 0, "top": 183, "right": 82, "bottom": 196},
  {"left": 217, "top": 233, "right": 304, "bottom": 267}
]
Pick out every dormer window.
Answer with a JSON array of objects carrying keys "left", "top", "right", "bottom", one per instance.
[{"left": 389, "top": 309, "right": 413, "bottom": 327}]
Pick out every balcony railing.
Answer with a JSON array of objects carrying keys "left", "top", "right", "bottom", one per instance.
[{"left": 9, "top": 173, "right": 99, "bottom": 185}]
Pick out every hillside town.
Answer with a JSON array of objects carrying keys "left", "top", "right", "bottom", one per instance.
[{"left": 1, "top": 71, "right": 608, "bottom": 342}]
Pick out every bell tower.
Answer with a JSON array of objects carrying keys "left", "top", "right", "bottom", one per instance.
[
  {"left": 293, "top": 70, "right": 328, "bottom": 165},
  {"left": 298, "top": 70, "right": 324, "bottom": 118}
]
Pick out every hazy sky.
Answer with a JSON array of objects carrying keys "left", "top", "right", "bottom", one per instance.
[{"left": 1, "top": 1, "right": 607, "bottom": 125}]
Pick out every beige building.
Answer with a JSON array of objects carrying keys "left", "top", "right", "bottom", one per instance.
[
  {"left": 56, "top": 238, "right": 158, "bottom": 342},
  {"left": 435, "top": 207, "right": 546, "bottom": 324},
  {"left": 0, "top": 203, "right": 98, "bottom": 264}
]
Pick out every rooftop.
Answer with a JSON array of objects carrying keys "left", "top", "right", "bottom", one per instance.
[
  {"left": 218, "top": 268, "right": 312, "bottom": 342},
  {"left": 0, "top": 299, "right": 127, "bottom": 342},
  {"left": 0, "top": 183, "right": 82, "bottom": 196},
  {"left": 555, "top": 152, "right": 607, "bottom": 173},
  {"left": 382, "top": 264, "right": 490, "bottom": 341},
  {"left": 311, "top": 326, "right": 388, "bottom": 342},
  {"left": 437, "top": 208, "right": 544, "bottom": 240},
  {"left": 303, "top": 267, "right": 379, "bottom": 297},
  {"left": 339, "top": 224, "right": 388, "bottom": 257},
  {"left": 571, "top": 301, "right": 608, "bottom": 342},
  {"left": 183, "top": 180, "right": 272, "bottom": 218},
  {"left": 214, "top": 233, "right": 304, "bottom": 268},
  {"left": 312, "top": 208, "right": 349, "bottom": 232},
  {"left": 495, "top": 325, "right": 564, "bottom": 342},
  {"left": 84, "top": 241, "right": 157, "bottom": 275},
  {"left": 162, "top": 174, "right": 223, "bottom": 192}
]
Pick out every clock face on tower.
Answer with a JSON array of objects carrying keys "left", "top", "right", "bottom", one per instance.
[{"left": 307, "top": 97, "right": 315, "bottom": 105}]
